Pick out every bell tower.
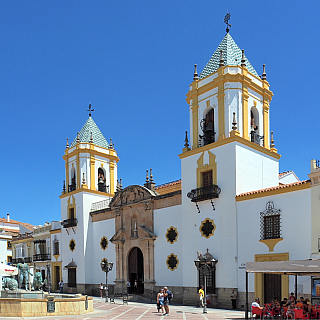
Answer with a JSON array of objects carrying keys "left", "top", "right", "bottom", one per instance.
[
  {"left": 60, "top": 106, "right": 119, "bottom": 294},
  {"left": 186, "top": 33, "right": 275, "bottom": 152}
]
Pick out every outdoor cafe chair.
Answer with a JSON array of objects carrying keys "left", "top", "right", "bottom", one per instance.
[{"left": 294, "top": 308, "right": 309, "bottom": 319}]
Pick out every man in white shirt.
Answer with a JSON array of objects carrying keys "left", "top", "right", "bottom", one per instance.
[{"left": 252, "top": 298, "right": 263, "bottom": 309}]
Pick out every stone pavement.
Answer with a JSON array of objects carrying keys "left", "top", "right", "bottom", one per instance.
[{"left": 2, "top": 297, "right": 245, "bottom": 319}]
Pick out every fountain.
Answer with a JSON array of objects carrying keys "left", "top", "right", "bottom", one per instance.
[{"left": 0, "top": 263, "right": 93, "bottom": 317}]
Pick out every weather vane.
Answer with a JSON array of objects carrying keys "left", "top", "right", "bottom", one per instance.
[
  {"left": 87, "top": 104, "right": 94, "bottom": 116},
  {"left": 224, "top": 13, "right": 231, "bottom": 33}
]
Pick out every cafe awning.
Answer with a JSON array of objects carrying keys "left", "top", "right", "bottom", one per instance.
[
  {"left": 244, "top": 259, "right": 320, "bottom": 319},
  {"left": 246, "top": 259, "right": 320, "bottom": 276}
]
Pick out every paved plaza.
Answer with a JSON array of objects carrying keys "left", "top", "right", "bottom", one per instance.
[{"left": 2, "top": 297, "right": 245, "bottom": 320}]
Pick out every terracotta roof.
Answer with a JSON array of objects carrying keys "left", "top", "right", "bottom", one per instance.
[
  {"left": 1, "top": 228, "right": 19, "bottom": 233},
  {"left": 156, "top": 179, "right": 181, "bottom": 190},
  {"left": 279, "top": 171, "right": 290, "bottom": 177},
  {"left": 236, "top": 180, "right": 310, "bottom": 198},
  {"left": 0, "top": 218, "right": 35, "bottom": 231}
]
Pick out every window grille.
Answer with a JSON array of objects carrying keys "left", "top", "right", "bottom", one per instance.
[{"left": 260, "top": 201, "right": 281, "bottom": 240}]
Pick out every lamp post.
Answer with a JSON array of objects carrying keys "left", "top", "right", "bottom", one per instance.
[
  {"left": 194, "top": 249, "right": 217, "bottom": 314},
  {"left": 100, "top": 259, "right": 113, "bottom": 302}
]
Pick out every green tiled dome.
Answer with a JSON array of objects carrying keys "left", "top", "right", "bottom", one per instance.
[
  {"left": 70, "top": 116, "right": 109, "bottom": 149},
  {"left": 199, "top": 33, "right": 258, "bottom": 79}
]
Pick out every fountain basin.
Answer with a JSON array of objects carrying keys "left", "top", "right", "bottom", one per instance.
[{"left": 0, "top": 292, "right": 93, "bottom": 317}]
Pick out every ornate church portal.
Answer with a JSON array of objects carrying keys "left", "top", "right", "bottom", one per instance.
[{"left": 128, "top": 247, "right": 144, "bottom": 294}]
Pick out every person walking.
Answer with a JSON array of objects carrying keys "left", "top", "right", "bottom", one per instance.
[
  {"left": 231, "top": 288, "right": 237, "bottom": 309},
  {"left": 199, "top": 286, "right": 204, "bottom": 307},
  {"left": 127, "top": 280, "right": 131, "bottom": 294},
  {"left": 99, "top": 283, "right": 104, "bottom": 298},
  {"left": 58, "top": 279, "right": 64, "bottom": 294},
  {"left": 157, "top": 288, "right": 165, "bottom": 313},
  {"left": 163, "top": 286, "right": 173, "bottom": 316},
  {"left": 134, "top": 279, "right": 138, "bottom": 294}
]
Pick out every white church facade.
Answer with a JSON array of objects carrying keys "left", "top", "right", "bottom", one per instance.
[{"left": 57, "top": 29, "right": 320, "bottom": 309}]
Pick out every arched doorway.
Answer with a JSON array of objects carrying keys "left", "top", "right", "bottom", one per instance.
[{"left": 128, "top": 247, "right": 144, "bottom": 294}]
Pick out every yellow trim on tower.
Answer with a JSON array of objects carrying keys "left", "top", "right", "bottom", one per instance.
[
  {"left": 50, "top": 229, "right": 61, "bottom": 234},
  {"left": 217, "top": 79, "right": 225, "bottom": 140},
  {"left": 196, "top": 151, "right": 217, "bottom": 188},
  {"left": 255, "top": 253, "right": 289, "bottom": 305},
  {"left": 199, "top": 218, "right": 216, "bottom": 239},
  {"left": 65, "top": 152, "right": 69, "bottom": 192},
  {"left": 60, "top": 187, "right": 113, "bottom": 199},
  {"left": 110, "top": 162, "right": 115, "bottom": 195},
  {"left": 90, "top": 156, "right": 95, "bottom": 191},
  {"left": 179, "top": 134, "right": 281, "bottom": 160},
  {"left": 263, "top": 101, "right": 270, "bottom": 149}
]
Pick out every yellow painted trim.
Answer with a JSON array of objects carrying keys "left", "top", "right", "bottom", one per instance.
[
  {"left": 50, "top": 229, "right": 61, "bottom": 234},
  {"left": 242, "top": 84, "right": 249, "bottom": 140},
  {"left": 263, "top": 101, "right": 270, "bottom": 148},
  {"left": 110, "top": 162, "right": 115, "bottom": 195},
  {"left": 236, "top": 182, "right": 310, "bottom": 202},
  {"left": 186, "top": 71, "right": 273, "bottom": 107},
  {"left": 7, "top": 255, "right": 12, "bottom": 263},
  {"left": 166, "top": 226, "right": 179, "bottom": 244},
  {"left": 67, "top": 196, "right": 76, "bottom": 220},
  {"left": 51, "top": 261, "right": 62, "bottom": 291},
  {"left": 76, "top": 145, "right": 80, "bottom": 190},
  {"left": 100, "top": 236, "right": 109, "bottom": 250},
  {"left": 217, "top": 82, "right": 225, "bottom": 140},
  {"left": 199, "top": 218, "right": 216, "bottom": 239},
  {"left": 90, "top": 156, "right": 95, "bottom": 190},
  {"left": 166, "top": 253, "right": 179, "bottom": 271},
  {"left": 259, "top": 238, "right": 283, "bottom": 252},
  {"left": 7, "top": 241, "right": 12, "bottom": 250},
  {"left": 179, "top": 134, "right": 281, "bottom": 160},
  {"left": 60, "top": 187, "right": 113, "bottom": 199},
  {"left": 196, "top": 151, "right": 217, "bottom": 188},
  {"left": 69, "top": 239, "right": 76, "bottom": 252},
  {"left": 53, "top": 254, "right": 60, "bottom": 261},
  {"left": 64, "top": 148, "right": 119, "bottom": 164},
  {"left": 65, "top": 154, "right": 69, "bottom": 192},
  {"left": 255, "top": 253, "right": 289, "bottom": 305}
]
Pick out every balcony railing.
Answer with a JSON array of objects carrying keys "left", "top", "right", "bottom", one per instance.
[
  {"left": 187, "top": 185, "right": 221, "bottom": 202},
  {"left": 12, "top": 257, "right": 32, "bottom": 264},
  {"left": 90, "top": 199, "right": 110, "bottom": 213},
  {"left": 251, "top": 131, "right": 264, "bottom": 146},
  {"left": 61, "top": 218, "right": 78, "bottom": 228},
  {"left": 33, "top": 254, "right": 50, "bottom": 262}
]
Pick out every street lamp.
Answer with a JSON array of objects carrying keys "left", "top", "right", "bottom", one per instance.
[
  {"left": 194, "top": 249, "right": 217, "bottom": 314},
  {"left": 100, "top": 259, "right": 114, "bottom": 302}
]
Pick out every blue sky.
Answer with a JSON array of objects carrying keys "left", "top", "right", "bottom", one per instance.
[{"left": 1, "top": 1, "right": 319, "bottom": 226}]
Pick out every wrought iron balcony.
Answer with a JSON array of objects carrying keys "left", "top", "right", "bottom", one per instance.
[
  {"left": 187, "top": 185, "right": 221, "bottom": 202},
  {"left": 61, "top": 218, "right": 78, "bottom": 228},
  {"left": 251, "top": 131, "right": 264, "bottom": 146},
  {"left": 12, "top": 257, "right": 32, "bottom": 264},
  {"left": 33, "top": 254, "right": 50, "bottom": 262}
]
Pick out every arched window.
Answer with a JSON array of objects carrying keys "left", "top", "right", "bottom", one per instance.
[
  {"left": 250, "top": 107, "right": 263, "bottom": 145},
  {"left": 200, "top": 108, "right": 215, "bottom": 146},
  {"left": 98, "top": 167, "right": 108, "bottom": 192},
  {"left": 69, "top": 167, "right": 76, "bottom": 192}
]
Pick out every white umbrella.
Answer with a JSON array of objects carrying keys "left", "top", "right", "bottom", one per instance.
[{"left": 0, "top": 264, "right": 18, "bottom": 275}]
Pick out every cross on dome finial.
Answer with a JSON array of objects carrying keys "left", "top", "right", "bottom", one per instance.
[
  {"left": 224, "top": 13, "right": 231, "bottom": 33},
  {"left": 87, "top": 104, "right": 94, "bottom": 117}
]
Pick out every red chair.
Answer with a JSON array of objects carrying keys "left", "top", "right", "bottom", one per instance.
[
  {"left": 294, "top": 309, "right": 309, "bottom": 319},
  {"left": 252, "top": 306, "right": 263, "bottom": 319}
]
